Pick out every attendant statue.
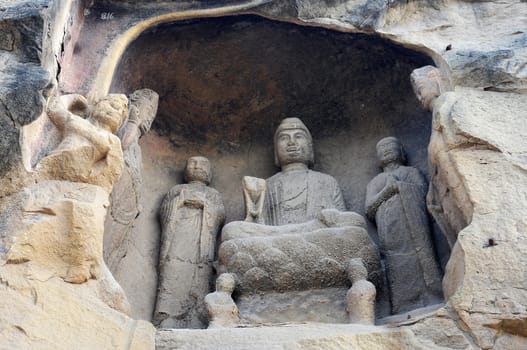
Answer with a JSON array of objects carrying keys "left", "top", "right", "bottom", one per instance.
[
  {"left": 204, "top": 273, "right": 240, "bottom": 328},
  {"left": 154, "top": 156, "right": 225, "bottom": 329},
  {"left": 104, "top": 88, "right": 159, "bottom": 270},
  {"left": 365, "top": 137, "right": 442, "bottom": 314}
]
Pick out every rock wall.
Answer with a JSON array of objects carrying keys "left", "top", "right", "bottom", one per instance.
[
  {"left": 433, "top": 88, "right": 527, "bottom": 349},
  {"left": 0, "top": 0, "right": 526, "bottom": 349}
]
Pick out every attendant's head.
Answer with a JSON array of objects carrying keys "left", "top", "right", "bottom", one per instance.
[
  {"left": 185, "top": 156, "right": 212, "bottom": 185},
  {"left": 274, "top": 118, "right": 314, "bottom": 168},
  {"left": 90, "top": 94, "right": 128, "bottom": 133},
  {"left": 376, "top": 137, "right": 406, "bottom": 168},
  {"left": 410, "top": 65, "right": 444, "bottom": 111},
  {"left": 216, "top": 273, "right": 236, "bottom": 294}
]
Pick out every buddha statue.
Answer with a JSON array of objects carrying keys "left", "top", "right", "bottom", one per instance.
[{"left": 216, "top": 118, "right": 382, "bottom": 324}]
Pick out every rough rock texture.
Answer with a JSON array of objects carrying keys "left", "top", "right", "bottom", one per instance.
[
  {"left": 36, "top": 93, "right": 127, "bottom": 193},
  {"left": 156, "top": 320, "right": 471, "bottom": 350},
  {"left": 107, "top": 16, "right": 434, "bottom": 318},
  {"left": 0, "top": 0, "right": 527, "bottom": 349},
  {"left": 218, "top": 223, "right": 382, "bottom": 294},
  {"left": 0, "top": 265, "right": 155, "bottom": 350},
  {"left": 218, "top": 214, "right": 384, "bottom": 323},
  {"left": 258, "top": 0, "right": 527, "bottom": 93},
  {"left": 0, "top": 181, "right": 110, "bottom": 284},
  {"left": 0, "top": 180, "right": 155, "bottom": 349},
  {"left": 0, "top": 0, "right": 77, "bottom": 198},
  {"left": 430, "top": 88, "right": 527, "bottom": 349},
  {"left": 103, "top": 89, "right": 160, "bottom": 321},
  {"left": 346, "top": 258, "right": 376, "bottom": 325},
  {"left": 204, "top": 273, "right": 240, "bottom": 329},
  {"left": 237, "top": 287, "right": 350, "bottom": 324},
  {"left": 110, "top": 16, "right": 434, "bottom": 223},
  {"left": 0, "top": 2, "right": 50, "bottom": 201}
]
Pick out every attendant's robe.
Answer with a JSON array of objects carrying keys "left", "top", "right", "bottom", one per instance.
[
  {"left": 154, "top": 183, "right": 225, "bottom": 328},
  {"left": 366, "top": 165, "right": 442, "bottom": 314}
]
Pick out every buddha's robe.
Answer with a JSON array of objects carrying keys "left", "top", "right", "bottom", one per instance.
[{"left": 263, "top": 169, "right": 346, "bottom": 226}]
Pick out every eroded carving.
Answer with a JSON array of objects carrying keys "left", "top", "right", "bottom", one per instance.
[
  {"left": 104, "top": 88, "right": 159, "bottom": 270},
  {"left": 204, "top": 273, "right": 240, "bottom": 329},
  {"left": 346, "top": 258, "right": 376, "bottom": 325},
  {"left": 0, "top": 91, "right": 132, "bottom": 315},
  {"left": 37, "top": 93, "right": 127, "bottom": 193},
  {"left": 242, "top": 176, "right": 266, "bottom": 224},
  {"left": 365, "top": 137, "right": 442, "bottom": 314},
  {"left": 154, "top": 156, "right": 226, "bottom": 329},
  {"left": 410, "top": 66, "right": 446, "bottom": 112}
]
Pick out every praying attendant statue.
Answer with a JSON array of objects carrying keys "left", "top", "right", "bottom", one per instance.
[
  {"left": 154, "top": 156, "right": 225, "bottom": 329},
  {"left": 365, "top": 137, "right": 443, "bottom": 314}
]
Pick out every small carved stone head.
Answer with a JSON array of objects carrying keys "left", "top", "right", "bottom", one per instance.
[
  {"left": 273, "top": 117, "right": 314, "bottom": 168},
  {"left": 184, "top": 156, "right": 212, "bottom": 185},
  {"left": 376, "top": 136, "right": 406, "bottom": 168},
  {"left": 90, "top": 94, "right": 128, "bottom": 133},
  {"left": 410, "top": 66, "right": 445, "bottom": 111},
  {"left": 128, "top": 88, "right": 159, "bottom": 136},
  {"left": 216, "top": 273, "right": 236, "bottom": 293}
]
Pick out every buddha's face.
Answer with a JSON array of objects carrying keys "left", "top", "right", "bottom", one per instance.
[
  {"left": 184, "top": 156, "right": 211, "bottom": 184},
  {"left": 376, "top": 140, "right": 403, "bottom": 166},
  {"left": 275, "top": 129, "right": 313, "bottom": 167}
]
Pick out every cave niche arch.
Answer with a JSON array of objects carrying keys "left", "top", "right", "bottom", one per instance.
[{"left": 108, "top": 14, "right": 448, "bottom": 321}]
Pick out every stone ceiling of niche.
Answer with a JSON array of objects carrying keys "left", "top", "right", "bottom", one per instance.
[{"left": 111, "top": 15, "right": 433, "bottom": 152}]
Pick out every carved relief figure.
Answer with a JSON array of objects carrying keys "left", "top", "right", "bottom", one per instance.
[
  {"left": 365, "top": 137, "right": 443, "bottom": 314},
  {"left": 37, "top": 93, "right": 128, "bottom": 193},
  {"left": 104, "top": 88, "right": 159, "bottom": 270},
  {"left": 242, "top": 176, "right": 266, "bottom": 224},
  {"left": 218, "top": 119, "right": 383, "bottom": 324},
  {"left": 264, "top": 117, "right": 346, "bottom": 225},
  {"left": 5, "top": 92, "right": 133, "bottom": 315},
  {"left": 410, "top": 65, "right": 446, "bottom": 112},
  {"left": 346, "top": 258, "right": 376, "bottom": 325},
  {"left": 154, "top": 156, "right": 225, "bottom": 329},
  {"left": 204, "top": 273, "right": 240, "bottom": 329}
]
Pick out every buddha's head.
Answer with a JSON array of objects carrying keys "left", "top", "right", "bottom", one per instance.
[
  {"left": 184, "top": 156, "right": 212, "bottom": 185},
  {"left": 274, "top": 117, "right": 314, "bottom": 168},
  {"left": 376, "top": 136, "right": 406, "bottom": 168}
]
